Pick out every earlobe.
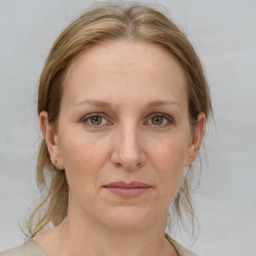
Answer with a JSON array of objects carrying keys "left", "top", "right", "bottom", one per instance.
[
  {"left": 185, "top": 113, "right": 206, "bottom": 166},
  {"left": 39, "top": 111, "right": 64, "bottom": 170}
]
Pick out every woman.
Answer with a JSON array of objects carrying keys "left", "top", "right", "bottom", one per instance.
[{"left": 1, "top": 3, "right": 212, "bottom": 256}]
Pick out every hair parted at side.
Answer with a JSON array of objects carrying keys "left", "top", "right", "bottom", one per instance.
[{"left": 26, "top": 2, "right": 212, "bottom": 238}]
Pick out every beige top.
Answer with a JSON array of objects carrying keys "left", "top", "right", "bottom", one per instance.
[{"left": 0, "top": 234, "right": 198, "bottom": 256}]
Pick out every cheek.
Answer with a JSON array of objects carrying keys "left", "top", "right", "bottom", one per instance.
[
  {"left": 155, "top": 135, "right": 188, "bottom": 168},
  {"left": 151, "top": 134, "right": 189, "bottom": 194},
  {"left": 58, "top": 131, "right": 108, "bottom": 193},
  {"left": 59, "top": 127, "right": 107, "bottom": 166}
]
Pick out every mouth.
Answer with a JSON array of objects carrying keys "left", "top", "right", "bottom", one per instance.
[{"left": 103, "top": 181, "right": 152, "bottom": 199}]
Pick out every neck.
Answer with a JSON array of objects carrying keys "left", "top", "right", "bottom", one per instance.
[{"left": 58, "top": 211, "right": 175, "bottom": 256}]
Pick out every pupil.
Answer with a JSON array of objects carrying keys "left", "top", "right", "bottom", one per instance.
[
  {"left": 91, "top": 116, "right": 102, "bottom": 125},
  {"left": 153, "top": 116, "right": 163, "bottom": 125}
]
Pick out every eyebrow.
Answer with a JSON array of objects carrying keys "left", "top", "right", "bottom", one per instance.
[
  {"left": 145, "top": 100, "right": 181, "bottom": 109},
  {"left": 74, "top": 99, "right": 111, "bottom": 108},
  {"left": 73, "top": 99, "right": 181, "bottom": 109}
]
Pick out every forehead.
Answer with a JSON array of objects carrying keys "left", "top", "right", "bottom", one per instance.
[{"left": 62, "top": 40, "right": 187, "bottom": 109}]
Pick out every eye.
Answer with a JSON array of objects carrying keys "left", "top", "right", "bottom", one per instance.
[
  {"left": 90, "top": 116, "right": 103, "bottom": 125},
  {"left": 147, "top": 114, "right": 173, "bottom": 127},
  {"left": 82, "top": 114, "right": 108, "bottom": 127}
]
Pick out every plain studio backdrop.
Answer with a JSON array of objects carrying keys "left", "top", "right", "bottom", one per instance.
[{"left": 0, "top": 0, "right": 255, "bottom": 255}]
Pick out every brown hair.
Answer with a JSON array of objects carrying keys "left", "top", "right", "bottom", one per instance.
[{"left": 27, "top": 3, "right": 212, "bottom": 237}]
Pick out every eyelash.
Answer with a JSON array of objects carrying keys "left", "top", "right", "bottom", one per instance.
[
  {"left": 146, "top": 113, "right": 174, "bottom": 127},
  {"left": 81, "top": 112, "right": 174, "bottom": 128}
]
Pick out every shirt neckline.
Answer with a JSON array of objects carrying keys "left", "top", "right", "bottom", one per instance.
[{"left": 27, "top": 234, "right": 193, "bottom": 256}]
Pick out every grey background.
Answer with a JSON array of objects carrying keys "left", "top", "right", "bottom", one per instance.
[{"left": 1, "top": 0, "right": 256, "bottom": 255}]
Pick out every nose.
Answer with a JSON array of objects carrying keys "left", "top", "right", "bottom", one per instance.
[{"left": 110, "top": 123, "right": 146, "bottom": 171}]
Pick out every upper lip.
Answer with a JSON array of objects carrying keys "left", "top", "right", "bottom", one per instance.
[{"left": 104, "top": 181, "right": 151, "bottom": 188}]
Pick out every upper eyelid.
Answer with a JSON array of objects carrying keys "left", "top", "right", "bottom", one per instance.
[
  {"left": 81, "top": 112, "right": 174, "bottom": 127},
  {"left": 146, "top": 112, "right": 172, "bottom": 118},
  {"left": 82, "top": 112, "right": 173, "bottom": 120},
  {"left": 146, "top": 112, "right": 174, "bottom": 121},
  {"left": 82, "top": 112, "right": 109, "bottom": 120}
]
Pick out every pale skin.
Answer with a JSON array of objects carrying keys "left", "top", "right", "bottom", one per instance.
[{"left": 37, "top": 40, "right": 206, "bottom": 256}]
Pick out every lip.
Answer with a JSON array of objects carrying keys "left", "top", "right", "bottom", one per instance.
[
  {"left": 103, "top": 181, "right": 152, "bottom": 199},
  {"left": 105, "top": 181, "right": 151, "bottom": 188}
]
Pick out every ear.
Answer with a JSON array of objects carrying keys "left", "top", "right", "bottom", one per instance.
[
  {"left": 185, "top": 112, "right": 206, "bottom": 167},
  {"left": 40, "top": 111, "right": 64, "bottom": 170}
]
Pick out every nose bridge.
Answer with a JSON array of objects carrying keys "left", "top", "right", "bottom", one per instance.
[{"left": 111, "top": 120, "right": 145, "bottom": 170}]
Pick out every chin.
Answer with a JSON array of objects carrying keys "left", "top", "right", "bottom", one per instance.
[{"left": 99, "top": 206, "right": 159, "bottom": 231}]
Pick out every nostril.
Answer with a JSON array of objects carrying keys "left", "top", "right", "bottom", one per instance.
[{"left": 110, "top": 129, "right": 146, "bottom": 170}]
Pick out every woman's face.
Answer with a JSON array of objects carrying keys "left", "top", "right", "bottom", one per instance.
[{"left": 41, "top": 40, "right": 205, "bottom": 231}]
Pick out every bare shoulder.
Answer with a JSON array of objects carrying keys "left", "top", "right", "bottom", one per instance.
[{"left": 0, "top": 240, "right": 48, "bottom": 256}]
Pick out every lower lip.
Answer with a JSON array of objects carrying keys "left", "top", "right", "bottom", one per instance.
[{"left": 104, "top": 187, "right": 151, "bottom": 199}]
